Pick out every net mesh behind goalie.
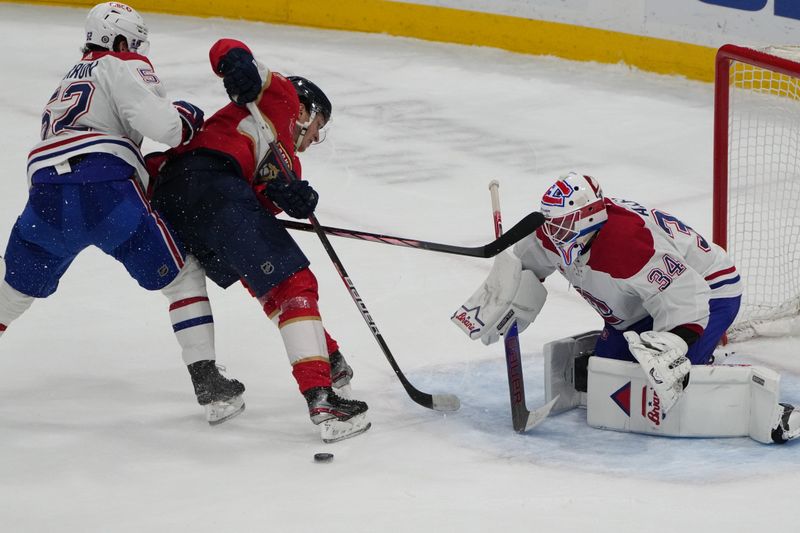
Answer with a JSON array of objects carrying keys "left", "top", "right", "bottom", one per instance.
[{"left": 714, "top": 45, "right": 800, "bottom": 341}]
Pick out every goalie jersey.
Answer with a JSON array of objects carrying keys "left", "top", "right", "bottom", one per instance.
[
  {"left": 513, "top": 198, "right": 742, "bottom": 336},
  {"left": 26, "top": 50, "right": 184, "bottom": 190}
]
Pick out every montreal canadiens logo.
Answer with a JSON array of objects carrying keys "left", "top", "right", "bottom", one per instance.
[{"left": 541, "top": 180, "right": 573, "bottom": 207}]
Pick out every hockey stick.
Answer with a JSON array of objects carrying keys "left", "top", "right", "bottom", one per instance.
[
  {"left": 247, "top": 103, "right": 460, "bottom": 412},
  {"left": 277, "top": 212, "right": 544, "bottom": 258},
  {"left": 489, "top": 180, "right": 557, "bottom": 432}
]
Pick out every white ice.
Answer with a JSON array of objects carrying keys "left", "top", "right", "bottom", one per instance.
[{"left": 0, "top": 4, "right": 798, "bottom": 532}]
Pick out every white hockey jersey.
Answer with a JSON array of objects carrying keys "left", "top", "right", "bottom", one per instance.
[
  {"left": 26, "top": 50, "right": 184, "bottom": 189},
  {"left": 514, "top": 198, "right": 742, "bottom": 334}
]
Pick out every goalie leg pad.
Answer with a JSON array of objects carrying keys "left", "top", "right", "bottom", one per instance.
[
  {"left": 543, "top": 331, "right": 600, "bottom": 414},
  {"left": 586, "top": 357, "right": 784, "bottom": 443}
]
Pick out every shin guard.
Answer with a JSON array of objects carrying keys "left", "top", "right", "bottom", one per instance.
[{"left": 262, "top": 268, "right": 332, "bottom": 392}]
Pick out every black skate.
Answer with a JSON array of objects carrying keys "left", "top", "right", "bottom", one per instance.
[
  {"left": 303, "top": 386, "right": 371, "bottom": 443},
  {"left": 303, "top": 386, "right": 366, "bottom": 423},
  {"left": 329, "top": 350, "right": 354, "bottom": 390},
  {"left": 772, "top": 403, "right": 800, "bottom": 444},
  {"left": 188, "top": 360, "right": 246, "bottom": 425}
]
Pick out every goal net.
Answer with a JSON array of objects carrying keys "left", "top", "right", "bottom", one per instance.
[{"left": 713, "top": 44, "right": 800, "bottom": 341}]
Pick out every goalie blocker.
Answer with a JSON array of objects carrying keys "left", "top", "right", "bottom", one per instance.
[{"left": 545, "top": 331, "right": 800, "bottom": 444}]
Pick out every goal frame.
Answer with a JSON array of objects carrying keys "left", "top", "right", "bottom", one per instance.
[
  {"left": 713, "top": 43, "right": 800, "bottom": 248},
  {"left": 713, "top": 43, "right": 800, "bottom": 339}
]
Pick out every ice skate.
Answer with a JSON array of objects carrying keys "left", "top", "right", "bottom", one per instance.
[
  {"left": 303, "top": 386, "right": 370, "bottom": 442},
  {"left": 303, "top": 386, "right": 367, "bottom": 422},
  {"left": 329, "top": 350, "right": 354, "bottom": 397},
  {"left": 772, "top": 403, "right": 800, "bottom": 444},
  {"left": 188, "top": 360, "right": 246, "bottom": 425}
]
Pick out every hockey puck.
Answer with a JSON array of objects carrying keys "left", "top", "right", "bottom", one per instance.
[{"left": 314, "top": 452, "right": 334, "bottom": 463}]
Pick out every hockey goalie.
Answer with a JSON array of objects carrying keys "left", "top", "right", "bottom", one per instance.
[{"left": 452, "top": 172, "right": 799, "bottom": 444}]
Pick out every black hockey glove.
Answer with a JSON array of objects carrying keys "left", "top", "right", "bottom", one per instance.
[
  {"left": 173, "top": 100, "right": 204, "bottom": 144},
  {"left": 265, "top": 179, "right": 319, "bottom": 219},
  {"left": 217, "top": 48, "right": 262, "bottom": 105}
]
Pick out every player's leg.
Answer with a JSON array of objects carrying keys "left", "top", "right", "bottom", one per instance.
[
  {"left": 0, "top": 257, "right": 35, "bottom": 339},
  {"left": 593, "top": 317, "right": 653, "bottom": 362},
  {"left": 0, "top": 184, "right": 83, "bottom": 338},
  {"left": 261, "top": 289, "right": 353, "bottom": 393},
  {"left": 258, "top": 268, "right": 370, "bottom": 442},
  {"left": 193, "top": 175, "right": 369, "bottom": 440},
  {"left": 96, "top": 179, "right": 244, "bottom": 424}
]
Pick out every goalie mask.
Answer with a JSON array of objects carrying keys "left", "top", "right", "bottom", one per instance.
[
  {"left": 288, "top": 76, "right": 332, "bottom": 150},
  {"left": 85, "top": 2, "right": 149, "bottom": 55},
  {"left": 540, "top": 172, "right": 607, "bottom": 265}
]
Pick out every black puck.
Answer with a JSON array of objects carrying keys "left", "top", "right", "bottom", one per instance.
[{"left": 314, "top": 452, "right": 334, "bottom": 463}]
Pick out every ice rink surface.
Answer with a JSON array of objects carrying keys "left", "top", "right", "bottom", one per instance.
[{"left": 0, "top": 4, "right": 797, "bottom": 532}]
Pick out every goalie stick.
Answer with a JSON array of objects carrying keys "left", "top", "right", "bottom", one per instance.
[
  {"left": 247, "top": 103, "right": 460, "bottom": 412},
  {"left": 488, "top": 180, "right": 557, "bottom": 432},
  {"left": 277, "top": 212, "right": 545, "bottom": 258}
]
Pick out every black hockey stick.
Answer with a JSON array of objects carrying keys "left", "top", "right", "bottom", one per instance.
[
  {"left": 277, "top": 212, "right": 545, "bottom": 258},
  {"left": 247, "top": 104, "right": 460, "bottom": 412},
  {"left": 489, "top": 180, "right": 557, "bottom": 432}
]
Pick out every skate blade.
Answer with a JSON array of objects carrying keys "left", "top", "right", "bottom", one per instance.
[
  {"left": 205, "top": 395, "right": 245, "bottom": 426},
  {"left": 320, "top": 413, "right": 371, "bottom": 443}
]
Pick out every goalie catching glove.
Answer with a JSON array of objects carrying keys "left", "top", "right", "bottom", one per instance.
[
  {"left": 451, "top": 252, "right": 547, "bottom": 345},
  {"left": 624, "top": 330, "right": 691, "bottom": 414}
]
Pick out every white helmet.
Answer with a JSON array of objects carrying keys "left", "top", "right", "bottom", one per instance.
[
  {"left": 540, "top": 172, "right": 607, "bottom": 265},
  {"left": 85, "top": 2, "right": 149, "bottom": 55}
]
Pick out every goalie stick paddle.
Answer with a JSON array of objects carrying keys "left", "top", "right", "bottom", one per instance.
[
  {"left": 489, "top": 180, "right": 557, "bottom": 432},
  {"left": 246, "top": 103, "right": 460, "bottom": 412},
  {"left": 277, "top": 212, "right": 545, "bottom": 258}
]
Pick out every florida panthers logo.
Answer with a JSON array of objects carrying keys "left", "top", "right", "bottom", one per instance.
[{"left": 541, "top": 179, "right": 574, "bottom": 207}]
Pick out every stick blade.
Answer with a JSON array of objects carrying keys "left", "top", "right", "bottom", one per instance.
[
  {"left": 520, "top": 395, "right": 559, "bottom": 433},
  {"left": 431, "top": 393, "right": 461, "bottom": 412}
]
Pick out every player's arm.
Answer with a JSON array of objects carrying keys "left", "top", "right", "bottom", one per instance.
[
  {"left": 113, "top": 56, "right": 203, "bottom": 147},
  {"left": 513, "top": 230, "right": 558, "bottom": 281}
]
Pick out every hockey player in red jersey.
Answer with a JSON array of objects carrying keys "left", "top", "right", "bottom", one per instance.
[
  {"left": 149, "top": 39, "right": 369, "bottom": 442},
  {"left": 0, "top": 3, "right": 245, "bottom": 426},
  {"left": 453, "top": 172, "right": 799, "bottom": 444}
]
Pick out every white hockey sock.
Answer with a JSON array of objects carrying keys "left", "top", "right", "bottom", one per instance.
[
  {"left": 0, "top": 279, "right": 35, "bottom": 338},
  {"left": 161, "top": 256, "right": 216, "bottom": 365}
]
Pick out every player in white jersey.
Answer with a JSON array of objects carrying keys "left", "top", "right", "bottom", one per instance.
[
  {"left": 453, "top": 172, "right": 799, "bottom": 443},
  {"left": 0, "top": 2, "right": 245, "bottom": 425}
]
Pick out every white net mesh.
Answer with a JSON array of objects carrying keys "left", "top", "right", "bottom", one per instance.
[{"left": 725, "top": 48, "right": 800, "bottom": 340}]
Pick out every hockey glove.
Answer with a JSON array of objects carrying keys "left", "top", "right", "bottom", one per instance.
[
  {"left": 217, "top": 48, "right": 262, "bottom": 105},
  {"left": 265, "top": 179, "right": 319, "bottom": 219},
  {"left": 451, "top": 252, "right": 547, "bottom": 345},
  {"left": 173, "top": 101, "right": 204, "bottom": 145},
  {"left": 624, "top": 330, "right": 691, "bottom": 414}
]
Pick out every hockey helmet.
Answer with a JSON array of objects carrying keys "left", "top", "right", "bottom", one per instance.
[
  {"left": 288, "top": 76, "right": 332, "bottom": 150},
  {"left": 85, "top": 2, "right": 149, "bottom": 55},
  {"left": 288, "top": 76, "right": 332, "bottom": 123},
  {"left": 540, "top": 172, "right": 608, "bottom": 264}
]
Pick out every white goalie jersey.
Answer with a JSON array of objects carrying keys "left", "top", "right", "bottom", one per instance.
[
  {"left": 514, "top": 198, "right": 742, "bottom": 333},
  {"left": 26, "top": 50, "right": 184, "bottom": 189}
]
